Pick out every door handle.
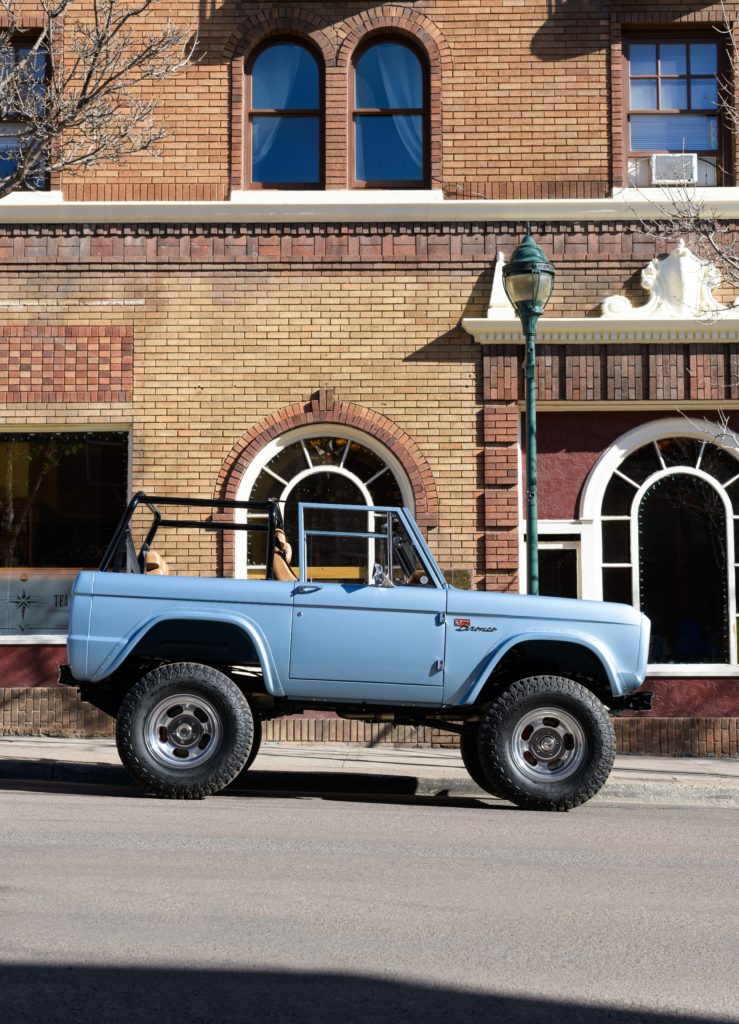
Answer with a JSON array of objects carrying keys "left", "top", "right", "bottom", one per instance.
[{"left": 297, "top": 585, "right": 323, "bottom": 594}]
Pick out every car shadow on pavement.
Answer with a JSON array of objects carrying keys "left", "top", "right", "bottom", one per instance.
[
  {"left": 0, "top": 965, "right": 728, "bottom": 1024},
  {"left": 0, "top": 764, "right": 512, "bottom": 808}
]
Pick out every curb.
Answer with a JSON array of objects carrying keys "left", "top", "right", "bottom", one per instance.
[{"left": 1, "top": 757, "right": 739, "bottom": 806}]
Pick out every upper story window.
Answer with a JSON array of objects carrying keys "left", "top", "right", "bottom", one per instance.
[
  {"left": 625, "top": 38, "right": 724, "bottom": 187},
  {"left": 0, "top": 39, "right": 48, "bottom": 190},
  {"left": 246, "top": 40, "right": 322, "bottom": 188},
  {"left": 352, "top": 39, "right": 427, "bottom": 188}
]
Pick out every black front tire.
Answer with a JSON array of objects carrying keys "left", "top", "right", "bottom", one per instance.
[
  {"left": 460, "top": 728, "right": 505, "bottom": 797},
  {"left": 478, "top": 675, "right": 615, "bottom": 811},
  {"left": 116, "top": 662, "right": 254, "bottom": 799}
]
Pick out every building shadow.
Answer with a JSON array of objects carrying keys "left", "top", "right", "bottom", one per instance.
[
  {"left": 532, "top": 1, "right": 720, "bottom": 60},
  {"left": 194, "top": 0, "right": 383, "bottom": 64},
  {"left": 0, "top": 965, "right": 726, "bottom": 1024}
]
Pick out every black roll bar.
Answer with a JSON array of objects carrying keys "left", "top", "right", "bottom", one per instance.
[{"left": 99, "top": 492, "right": 283, "bottom": 579}]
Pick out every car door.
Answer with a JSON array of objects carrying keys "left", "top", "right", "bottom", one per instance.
[{"left": 287, "top": 505, "right": 446, "bottom": 703}]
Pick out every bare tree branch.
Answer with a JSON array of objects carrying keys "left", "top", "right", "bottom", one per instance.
[{"left": 0, "top": 0, "right": 194, "bottom": 197}]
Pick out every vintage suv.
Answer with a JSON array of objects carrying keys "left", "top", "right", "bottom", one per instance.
[{"left": 62, "top": 493, "right": 651, "bottom": 811}]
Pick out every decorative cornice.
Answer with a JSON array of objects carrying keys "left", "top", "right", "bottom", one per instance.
[
  {"left": 4, "top": 187, "right": 739, "bottom": 225},
  {"left": 463, "top": 316, "right": 739, "bottom": 345}
]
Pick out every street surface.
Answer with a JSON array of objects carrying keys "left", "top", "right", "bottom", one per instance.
[{"left": 0, "top": 783, "right": 737, "bottom": 1023}]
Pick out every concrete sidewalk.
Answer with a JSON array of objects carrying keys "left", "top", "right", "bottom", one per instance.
[{"left": 1, "top": 735, "right": 738, "bottom": 806}]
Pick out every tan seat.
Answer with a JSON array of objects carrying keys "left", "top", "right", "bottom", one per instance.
[{"left": 144, "top": 550, "right": 169, "bottom": 575}]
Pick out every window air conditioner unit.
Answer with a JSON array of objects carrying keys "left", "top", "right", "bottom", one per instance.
[{"left": 650, "top": 153, "right": 698, "bottom": 185}]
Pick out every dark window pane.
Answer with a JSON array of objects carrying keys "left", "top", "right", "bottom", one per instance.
[
  {"left": 602, "top": 474, "right": 639, "bottom": 515},
  {"left": 639, "top": 474, "right": 728, "bottom": 663},
  {"left": 602, "top": 520, "right": 631, "bottom": 564},
  {"left": 0, "top": 130, "right": 46, "bottom": 189},
  {"left": 369, "top": 471, "right": 403, "bottom": 507},
  {"left": 698, "top": 443, "right": 739, "bottom": 484},
  {"left": 252, "top": 43, "right": 319, "bottom": 110},
  {"left": 267, "top": 441, "right": 311, "bottom": 482},
  {"left": 630, "top": 44, "right": 657, "bottom": 76},
  {"left": 661, "top": 78, "right": 688, "bottom": 110},
  {"left": 660, "top": 43, "right": 687, "bottom": 76},
  {"left": 603, "top": 567, "right": 632, "bottom": 605},
  {"left": 539, "top": 548, "right": 578, "bottom": 599},
  {"left": 630, "top": 114, "right": 718, "bottom": 151},
  {"left": 691, "top": 78, "right": 718, "bottom": 110},
  {"left": 343, "top": 441, "right": 385, "bottom": 481},
  {"left": 252, "top": 116, "right": 319, "bottom": 183},
  {"left": 658, "top": 437, "right": 703, "bottom": 468},
  {"left": 690, "top": 43, "right": 717, "bottom": 75},
  {"left": 304, "top": 436, "right": 349, "bottom": 467},
  {"left": 356, "top": 114, "right": 423, "bottom": 182},
  {"left": 355, "top": 43, "right": 423, "bottom": 109},
  {"left": 620, "top": 443, "right": 662, "bottom": 485},
  {"left": 631, "top": 79, "right": 657, "bottom": 109},
  {"left": 284, "top": 474, "right": 365, "bottom": 542},
  {"left": 0, "top": 432, "right": 128, "bottom": 570}
]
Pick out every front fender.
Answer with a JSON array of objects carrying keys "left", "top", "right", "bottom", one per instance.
[
  {"left": 86, "top": 608, "right": 283, "bottom": 696},
  {"left": 454, "top": 629, "right": 623, "bottom": 706}
]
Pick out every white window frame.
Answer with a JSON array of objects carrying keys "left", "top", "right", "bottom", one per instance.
[
  {"left": 234, "top": 425, "right": 414, "bottom": 580},
  {"left": 580, "top": 416, "right": 739, "bottom": 676}
]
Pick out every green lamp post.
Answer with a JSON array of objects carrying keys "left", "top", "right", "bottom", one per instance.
[{"left": 502, "top": 228, "right": 556, "bottom": 596}]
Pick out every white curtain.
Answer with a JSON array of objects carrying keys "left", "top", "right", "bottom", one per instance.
[
  {"left": 252, "top": 45, "right": 315, "bottom": 173},
  {"left": 360, "top": 43, "right": 422, "bottom": 174}
]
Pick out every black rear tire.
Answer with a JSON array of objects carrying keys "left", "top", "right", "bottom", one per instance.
[
  {"left": 478, "top": 675, "right": 615, "bottom": 811},
  {"left": 116, "top": 662, "right": 254, "bottom": 799}
]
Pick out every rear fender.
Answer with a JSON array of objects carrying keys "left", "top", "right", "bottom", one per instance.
[{"left": 86, "top": 609, "right": 282, "bottom": 695}]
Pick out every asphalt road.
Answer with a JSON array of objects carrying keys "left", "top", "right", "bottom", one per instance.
[{"left": 0, "top": 784, "right": 737, "bottom": 1024}]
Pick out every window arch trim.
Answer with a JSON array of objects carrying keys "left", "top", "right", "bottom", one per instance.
[
  {"left": 578, "top": 417, "right": 739, "bottom": 673},
  {"left": 244, "top": 36, "right": 325, "bottom": 190}
]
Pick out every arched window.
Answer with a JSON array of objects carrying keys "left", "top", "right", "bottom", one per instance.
[
  {"left": 352, "top": 38, "right": 428, "bottom": 187},
  {"left": 235, "top": 428, "right": 412, "bottom": 578},
  {"left": 593, "top": 430, "right": 739, "bottom": 666},
  {"left": 246, "top": 40, "right": 322, "bottom": 187}
]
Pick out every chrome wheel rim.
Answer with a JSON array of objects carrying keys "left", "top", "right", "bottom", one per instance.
[
  {"left": 509, "top": 706, "right": 587, "bottom": 783},
  {"left": 144, "top": 693, "right": 223, "bottom": 770}
]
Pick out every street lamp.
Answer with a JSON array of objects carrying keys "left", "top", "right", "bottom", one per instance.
[{"left": 502, "top": 228, "right": 556, "bottom": 596}]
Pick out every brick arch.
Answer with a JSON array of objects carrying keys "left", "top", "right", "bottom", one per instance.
[
  {"left": 336, "top": 8, "right": 451, "bottom": 74},
  {"left": 335, "top": 8, "right": 450, "bottom": 192},
  {"left": 216, "top": 390, "right": 440, "bottom": 533},
  {"left": 225, "top": 9, "right": 335, "bottom": 66}
]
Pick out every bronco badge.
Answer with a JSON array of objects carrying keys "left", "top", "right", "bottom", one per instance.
[{"left": 454, "top": 618, "right": 497, "bottom": 633}]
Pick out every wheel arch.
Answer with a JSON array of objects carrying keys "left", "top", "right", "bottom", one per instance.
[
  {"left": 469, "top": 636, "right": 618, "bottom": 708},
  {"left": 88, "top": 611, "right": 282, "bottom": 695}
]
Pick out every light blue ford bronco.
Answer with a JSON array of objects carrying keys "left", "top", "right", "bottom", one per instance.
[{"left": 62, "top": 494, "right": 651, "bottom": 810}]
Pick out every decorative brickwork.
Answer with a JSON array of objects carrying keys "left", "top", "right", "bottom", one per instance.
[
  {"left": 0, "top": 325, "right": 132, "bottom": 404},
  {"left": 215, "top": 388, "right": 440, "bottom": 574}
]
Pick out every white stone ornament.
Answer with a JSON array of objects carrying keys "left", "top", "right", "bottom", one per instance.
[
  {"left": 600, "top": 238, "right": 739, "bottom": 321},
  {"left": 486, "top": 251, "right": 517, "bottom": 320}
]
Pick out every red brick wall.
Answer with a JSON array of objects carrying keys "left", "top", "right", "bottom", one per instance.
[{"left": 7, "top": 1, "right": 734, "bottom": 201}]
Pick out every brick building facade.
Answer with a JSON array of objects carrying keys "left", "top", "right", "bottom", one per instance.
[{"left": 1, "top": 1, "right": 738, "bottom": 756}]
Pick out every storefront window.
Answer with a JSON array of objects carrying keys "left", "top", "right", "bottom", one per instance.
[{"left": 0, "top": 431, "right": 128, "bottom": 635}]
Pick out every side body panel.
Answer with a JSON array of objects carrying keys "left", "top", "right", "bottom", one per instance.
[
  {"left": 287, "top": 582, "right": 445, "bottom": 703},
  {"left": 68, "top": 572, "right": 294, "bottom": 691},
  {"left": 443, "top": 589, "right": 646, "bottom": 703}
]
